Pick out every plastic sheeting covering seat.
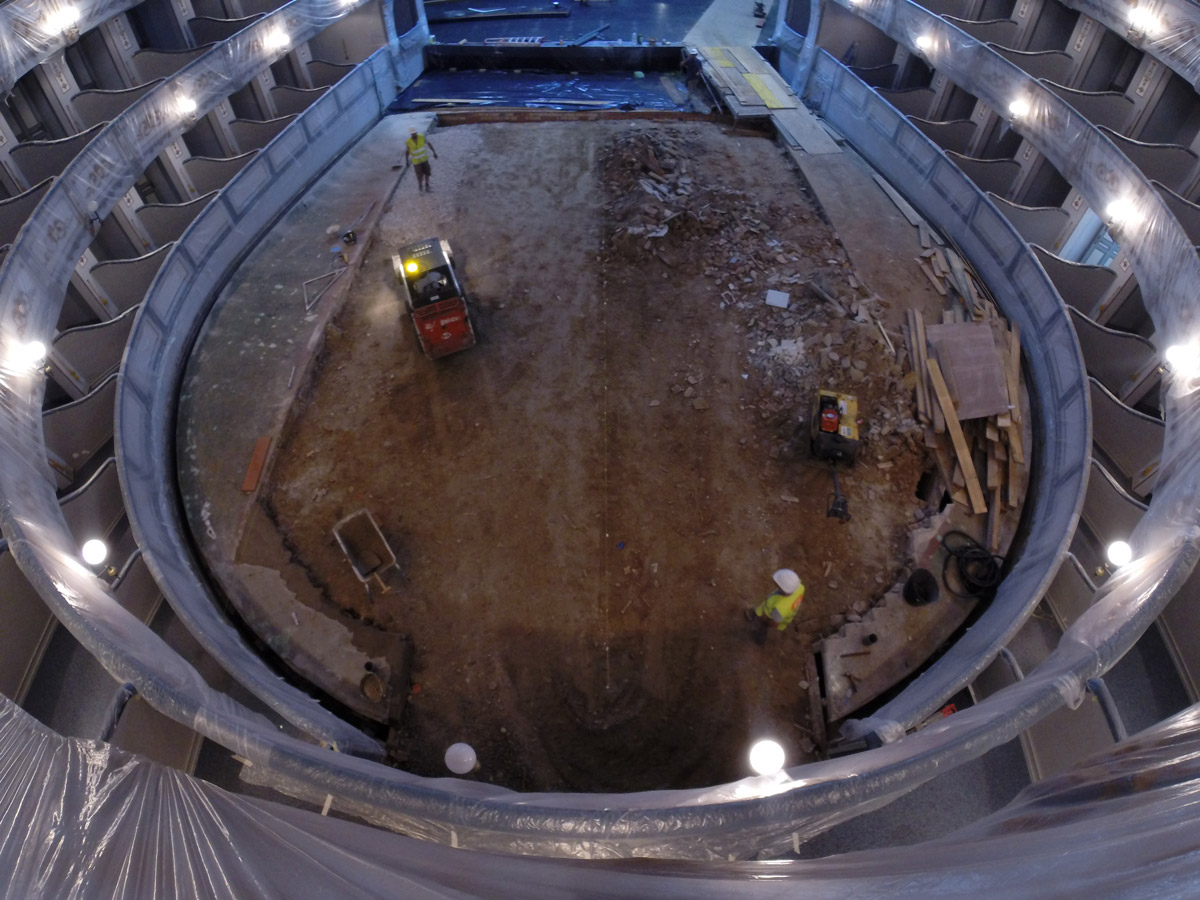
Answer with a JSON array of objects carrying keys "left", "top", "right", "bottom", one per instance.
[{"left": 4, "top": 690, "right": 1200, "bottom": 898}]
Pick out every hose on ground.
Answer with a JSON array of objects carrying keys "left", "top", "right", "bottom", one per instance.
[{"left": 941, "top": 530, "right": 1005, "bottom": 599}]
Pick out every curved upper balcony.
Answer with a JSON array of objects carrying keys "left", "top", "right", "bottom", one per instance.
[
  {"left": 0, "top": 0, "right": 1195, "bottom": 868},
  {"left": 0, "top": 0, "right": 402, "bottom": 759}
]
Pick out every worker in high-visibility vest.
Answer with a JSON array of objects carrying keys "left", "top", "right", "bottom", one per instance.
[
  {"left": 405, "top": 127, "right": 439, "bottom": 193},
  {"left": 748, "top": 568, "right": 805, "bottom": 638}
]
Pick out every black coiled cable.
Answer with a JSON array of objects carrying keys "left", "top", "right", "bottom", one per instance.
[{"left": 941, "top": 530, "right": 1005, "bottom": 598}]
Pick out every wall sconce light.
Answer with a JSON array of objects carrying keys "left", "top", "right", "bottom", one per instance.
[
  {"left": 263, "top": 27, "right": 291, "bottom": 51},
  {"left": 1007, "top": 96, "right": 1031, "bottom": 121},
  {"left": 176, "top": 94, "right": 199, "bottom": 122},
  {"left": 11, "top": 339, "right": 47, "bottom": 374},
  {"left": 81, "top": 538, "right": 117, "bottom": 578},
  {"left": 1095, "top": 539, "right": 1133, "bottom": 577},
  {"left": 1104, "top": 197, "right": 1141, "bottom": 233},
  {"left": 914, "top": 34, "right": 933, "bottom": 53},
  {"left": 1127, "top": 5, "right": 1160, "bottom": 43},
  {"left": 85, "top": 200, "right": 101, "bottom": 232},
  {"left": 44, "top": 5, "right": 81, "bottom": 42}
]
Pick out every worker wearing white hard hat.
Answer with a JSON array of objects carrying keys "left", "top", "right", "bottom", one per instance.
[{"left": 748, "top": 568, "right": 805, "bottom": 639}]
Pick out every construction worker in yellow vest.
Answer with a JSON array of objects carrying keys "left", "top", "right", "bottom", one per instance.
[
  {"left": 405, "top": 127, "right": 438, "bottom": 193},
  {"left": 748, "top": 568, "right": 805, "bottom": 638}
]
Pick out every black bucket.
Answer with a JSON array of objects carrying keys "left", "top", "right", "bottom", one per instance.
[{"left": 904, "top": 568, "right": 939, "bottom": 606}]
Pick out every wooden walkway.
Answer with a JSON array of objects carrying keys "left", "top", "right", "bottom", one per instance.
[{"left": 700, "top": 46, "right": 840, "bottom": 156}]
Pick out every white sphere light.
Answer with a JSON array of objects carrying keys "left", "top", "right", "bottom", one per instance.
[
  {"left": 748, "top": 739, "right": 785, "bottom": 776},
  {"left": 1166, "top": 343, "right": 1200, "bottom": 378},
  {"left": 81, "top": 539, "right": 108, "bottom": 566},
  {"left": 444, "top": 742, "right": 477, "bottom": 775},
  {"left": 1107, "top": 540, "right": 1133, "bottom": 568},
  {"left": 915, "top": 35, "right": 933, "bottom": 50},
  {"left": 23, "top": 340, "right": 46, "bottom": 368},
  {"left": 1008, "top": 97, "right": 1031, "bottom": 119}
]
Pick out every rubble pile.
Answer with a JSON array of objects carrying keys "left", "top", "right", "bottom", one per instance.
[{"left": 600, "top": 127, "right": 923, "bottom": 464}]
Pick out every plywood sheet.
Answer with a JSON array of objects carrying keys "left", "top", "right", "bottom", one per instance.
[
  {"left": 702, "top": 47, "right": 738, "bottom": 68},
  {"left": 925, "top": 321, "right": 1010, "bottom": 420},
  {"left": 774, "top": 107, "right": 840, "bottom": 154},
  {"left": 744, "top": 73, "right": 797, "bottom": 109}
]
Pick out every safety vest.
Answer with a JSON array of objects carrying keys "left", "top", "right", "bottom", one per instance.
[
  {"left": 755, "top": 585, "right": 805, "bottom": 631},
  {"left": 406, "top": 134, "right": 429, "bottom": 164}
]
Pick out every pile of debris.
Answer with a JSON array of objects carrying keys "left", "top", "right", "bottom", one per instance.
[
  {"left": 903, "top": 287, "right": 1025, "bottom": 551},
  {"left": 600, "top": 127, "right": 923, "bottom": 464}
]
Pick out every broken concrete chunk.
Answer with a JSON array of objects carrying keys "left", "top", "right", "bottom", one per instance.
[
  {"left": 692, "top": 398, "right": 710, "bottom": 410},
  {"left": 765, "top": 289, "right": 790, "bottom": 309}
]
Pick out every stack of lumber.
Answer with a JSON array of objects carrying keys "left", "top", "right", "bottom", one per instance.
[
  {"left": 904, "top": 309, "right": 1025, "bottom": 551},
  {"left": 915, "top": 235, "right": 999, "bottom": 321}
]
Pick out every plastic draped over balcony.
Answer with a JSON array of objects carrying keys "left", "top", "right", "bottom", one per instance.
[
  {"left": 819, "top": 0, "right": 1200, "bottom": 554},
  {"left": 1064, "top": 0, "right": 1200, "bottom": 90},
  {"left": 0, "top": 0, "right": 395, "bottom": 758},
  {"left": 0, "top": 0, "right": 141, "bottom": 95},
  {"left": 6, "top": 649, "right": 1200, "bottom": 894},
  {"left": 1, "top": 0, "right": 1199, "bottom": 886}
]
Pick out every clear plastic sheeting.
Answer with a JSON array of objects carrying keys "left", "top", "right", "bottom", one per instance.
[
  {"left": 5, "top": 689, "right": 1200, "bottom": 897},
  {"left": 2, "top": 0, "right": 1200, "bottom": 882},
  {"left": 392, "top": 69, "right": 687, "bottom": 112},
  {"left": 0, "top": 0, "right": 390, "bottom": 759},
  {"left": 1062, "top": 0, "right": 1200, "bottom": 90},
  {"left": 812, "top": 0, "right": 1200, "bottom": 734},
  {"left": 0, "top": 0, "right": 141, "bottom": 95}
]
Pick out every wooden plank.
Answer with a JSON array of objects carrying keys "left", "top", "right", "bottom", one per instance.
[
  {"left": 772, "top": 107, "right": 841, "bottom": 155},
  {"left": 241, "top": 436, "right": 272, "bottom": 493},
  {"left": 744, "top": 72, "right": 798, "bottom": 109},
  {"left": 927, "top": 358, "right": 988, "bottom": 513},
  {"left": 872, "top": 172, "right": 924, "bottom": 226},
  {"left": 702, "top": 47, "right": 738, "bottom": 68},
  {"left": 986, "top": 486, "right": 1003, "bottom": 552},
  {"left": 919, "top": 261, "right": 947, "bottom": 295},
  {"left": 724, "top": 73, "right": 767, "bottom": 107},
  {"left": 986, "top": 452, "right": 1001, "bottom": 490},
  {"left": 1004, "top": 323, "right": 1025, "bottom": 464},
  {"left": 913, "top": 310, "right": 932, "bottom": 426},
  {"left": 928, "top": 430, "right": 956, "bottom": 490},
  {"left": 944, "top": 248, "right": 976, "bottom": 311},
  {"left": 1008, "top": 450, "right": 1021, "bottom": 507},
  {"left": 728, "top": 45, "right": 777, "bottom": 76},
  {"left": 906, "top": 312, "right": 929, "bottom": 424}
]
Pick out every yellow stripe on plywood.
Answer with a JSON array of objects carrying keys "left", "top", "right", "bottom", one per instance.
[
  {"left": 703, "top": 47, "right": 737, "bottom": 67},
  {"left": 744, "top": 73, "right": 795, "bottom": 109}
]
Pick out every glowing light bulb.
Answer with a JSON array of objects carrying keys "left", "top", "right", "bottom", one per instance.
[
  {"left": 444, "top": 742, "right": 477, "bottom": 774},
  {"left": 749, "top": 739, "right": 785, "bottom": 776},
  {"left": 44, "top": 5, "right": 81, "bottom": 35},
  {"left": 263, "top": 27, "right": 290, "bottom": 50},
  {"left": 21, "top": 340, "right": 46, "bottom": 369},
  {"left": 915, "top": 35, "right": 933, "bottom": 51},
  {"left": 1128, "top": 6, "right": 1159, "bottom": 35},
  {"left": 1107, "top": 540, "right": 1133, "bottom": 568},
  {"left": 1105, "top": 197, "right": 1140, "bottom": 230},
  {"left": 81, "top": 539, "right": 108, "bottom": 566},
  {"left": 1165, "top": 342, "right": 1200, "bottom": 377},
  {"left": 177, "top": 95, "right": 198, "bottom": 116},
  {"left": 1008, "top": 97, "right": 1030, "bottom": 119}
]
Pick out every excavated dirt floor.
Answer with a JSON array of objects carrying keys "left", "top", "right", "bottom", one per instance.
[{"left": 259, "top": 120, "right": 943, "bottom": 792}]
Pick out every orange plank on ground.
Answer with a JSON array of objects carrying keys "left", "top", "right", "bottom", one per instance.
[{"left": 242, "top": 436, "right": 272, "bottom": 493}]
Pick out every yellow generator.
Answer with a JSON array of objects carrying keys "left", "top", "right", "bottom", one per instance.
[{"left": 811, "top": 389, "right": 860, "bottom": 465}]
